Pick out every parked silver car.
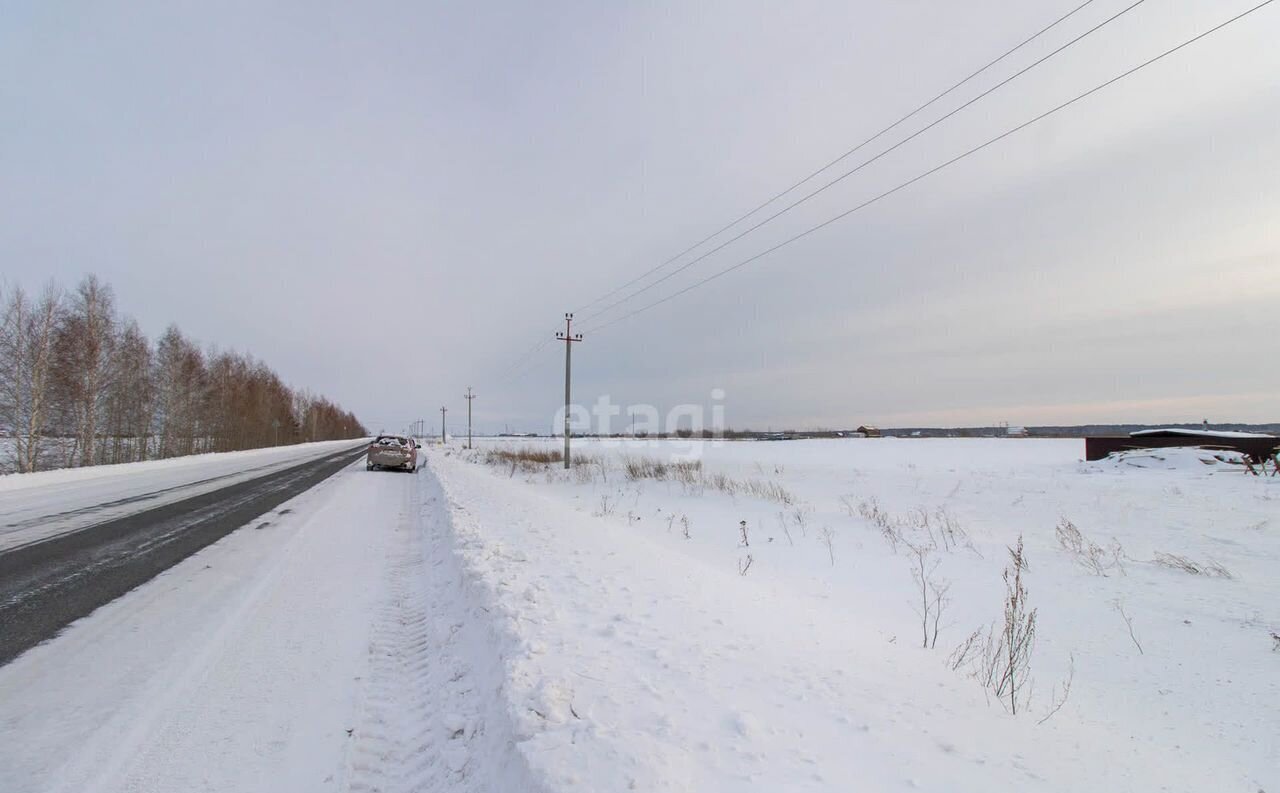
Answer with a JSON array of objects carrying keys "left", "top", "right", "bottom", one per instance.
[{"left": 366, "top": 435, "right": 418, "bottom": 472}]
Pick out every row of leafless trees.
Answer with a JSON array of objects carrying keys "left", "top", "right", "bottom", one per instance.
[{"left": 0, "top": 275, "right": 365, "bottom": 472}]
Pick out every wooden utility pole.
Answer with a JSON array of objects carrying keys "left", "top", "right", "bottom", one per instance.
[
  {"left": 464, "top": 387, "right": 476, "bottom": 450},
  {"left": 439, "top": 407, "right": 447, "bottom": 443},
  {"left": 556, "top": 313, "right": 583, "bottom": 469}
]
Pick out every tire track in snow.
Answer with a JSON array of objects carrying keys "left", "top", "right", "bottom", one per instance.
[
  {"left": 343, "top": 479, "right": 430, "bottom": 793},
  {"left": 344, "top": 461, "right": 544, "bottom": 793}
]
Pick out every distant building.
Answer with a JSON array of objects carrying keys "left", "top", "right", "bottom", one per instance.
[
  {"left": 1085, "top": 427, "right": 1278, "bottom": 462},
  {"left": 759, "top": 432, "right": 797, "bottom": 441},
  {"left": 1129, "top": 427, "right": 1273, "bottom": 440},
  {"left": 855, "top": 425, "right": 882, "bottom": 438},
  {"left": 1006, "top": 425, "right": 1029, "bottom": 438}
]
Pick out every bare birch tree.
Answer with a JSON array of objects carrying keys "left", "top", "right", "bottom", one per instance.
[
  {"left": 104, "top": 318, "right": 155, "bottom": 463},
  {"left": 0, "top": 283, "right": 65, "bottom": 472},
  {"left": 154, "top": 324, "right": 206, "bottom": 458},
  {"left": 53, "top": 275, "right": 117, "bottom": 466}
]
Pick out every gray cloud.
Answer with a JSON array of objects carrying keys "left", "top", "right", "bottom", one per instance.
[{"left": 2, "top": 0, "right": 1276, "bottom": 434}]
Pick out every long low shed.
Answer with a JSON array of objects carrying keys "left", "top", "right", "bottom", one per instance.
[{"left": 1085, "top": 433, "right": 1280, "bottom": 462}]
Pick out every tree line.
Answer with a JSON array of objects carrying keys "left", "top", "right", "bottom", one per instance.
[{"left": 0, "top": 275, "right": 366, "bottom": 473}]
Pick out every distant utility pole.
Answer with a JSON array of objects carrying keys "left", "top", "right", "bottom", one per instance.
[
  {"left": 556, "top": 313, "right": 583, "bottom": 469},
  {"left": 464, "top": 387, "right": 476, "bottom": 450},
  {"left": 439, "top": 407, "right": 447, "bottom": 443}
]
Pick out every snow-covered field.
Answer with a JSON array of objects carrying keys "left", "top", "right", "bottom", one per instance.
[
  {"left": 0, "top": 439, "right": 365, "bottom": 552},
  {"left": 437, "top": 437, "right": 1277, "bottom": 791},
  {"left": 1, "top": 437, "right": 1274, "bottom": 792}
]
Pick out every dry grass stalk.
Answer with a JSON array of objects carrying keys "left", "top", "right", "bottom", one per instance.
[
  {"left": 1111, "top": 599, "right": 1143, "bottom": 655},
  {"left": 1152, "top": 552, "right": 1232, "bottom": 579},
  {"left": 1055, "top": 518, "right": 1125, "bottom": 576},
  {"left": 819, "top": 526, "right": 836, "bottom": 567}
]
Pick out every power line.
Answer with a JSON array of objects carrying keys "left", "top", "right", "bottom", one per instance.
[
  {"left": 493, "top": 333, "right": 557, "bottom": 382},
  {"left": 577, "top": 0, "right": 1149, "bottom": 328},
  {"left": 569, "top": 0, "right": 1102, "bottom": 319},
  {"left": 488, "top": 0, "right": 1102, "bottom": 385},
  {"left": 579, "top": 0, "right": 1276, "bottom": 336},
  {"left": 496, "top": 336, "right": 559, "bottom": 386}
]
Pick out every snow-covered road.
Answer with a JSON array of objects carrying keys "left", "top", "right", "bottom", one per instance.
[
  {"left": 0, "top": 440, "right": 365, "bottom": 553},
  {"left": 0, "top": 455, "right": 539, "bottom": 793}
]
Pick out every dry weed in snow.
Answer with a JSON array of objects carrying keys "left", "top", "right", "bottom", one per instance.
[
  {"left": 905, "top": 537, "right": 949, "bottom": 649},
  {"left": 1151, "top": 552, "right": 1233, "bottom": 579},
  {"left": 623, "top": 456, "right": 701, "bottom": 482},
  {"left": 1111, "top": 599, "right": 1144, "bottom": 655},
  {"left": 952, "top": 536, "right": 1039, "bottom": 715},
  {"left": 992, "top": 536, "right": 1037, "bottom": 715},
  {"left": 1037, "top": 653, "right": 1076, "bottom": 725},
  {"left": 790, "top": 505, "right": 810, "bottom": 536},
  {"left": 776, "top": 511, "right": 793, "bottom": 546},
  {"left": 818, "top": 526, "right": 836, "bottom": 567},
  {"left": 1055, "top": 518, "right": 1125, "bottom": 576}
]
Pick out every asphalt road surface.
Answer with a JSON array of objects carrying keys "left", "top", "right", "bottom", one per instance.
[{"left": 0, "top": 444, "right": 367, "bottom": 666}]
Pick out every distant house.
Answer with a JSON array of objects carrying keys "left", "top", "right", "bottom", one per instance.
[
  {"left": 1006, "top": 425, "right": 1029, "bottom": 438},
  {"left": 855, "top": 425, "right": 882, "bottom": 438}
]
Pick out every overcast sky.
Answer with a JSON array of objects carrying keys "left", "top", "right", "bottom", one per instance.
[{"left": 2, "top": 0, "right": 1277, "bottom": 434}]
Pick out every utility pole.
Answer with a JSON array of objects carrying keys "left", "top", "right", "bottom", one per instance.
[
  {"left": 556, "top": 313, "right": 583, "bottom": 469},
  {"left": 464, "top": 387, "right": 476, "bottom": 450},
  {"left": 439, "top": 407, "right": 447, "bottom": 444}
]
